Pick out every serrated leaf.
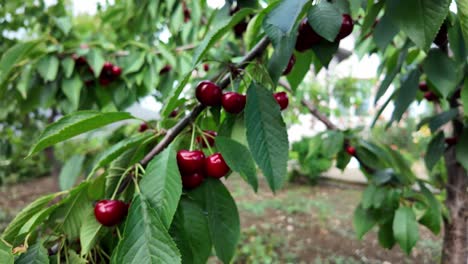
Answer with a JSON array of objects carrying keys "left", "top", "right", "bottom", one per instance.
[
  {"left": 28, "top": 111, "right": 134, "bottom": 156},
  {"left": 61, "top": 75, "right": 83, "bottom": 111},
  {"left": 456, "top": 128, "right": 468, "bottom": 171},
  {"left": 373, "top": 14, "right": 399, "bottom": 51},
  {"left": 387, "top": 0, "right": 451, "bottom": 50},
  {"left": 361, "top": 184, "right": 376, "bottom": 209},
  {"left": 37, "top": 55, "right": 59, "bottom": 82},
  {"left": 423, "top": 49, "right": 458, "bottom": 98},
  {"left": 56, "top": 183, "right": 91, "bottom": 239},
  {"left": 193, "top": 8, "right": 253, "bottom": 66},
  {"left": 169, "top": 198, "right": 212, "bottom": 264},
  {"left": 2, "top": 193, "right": 61, "bottom": 244},
  {"left": 390, "top": 69, "right": 420, "bottom": 123},
  {"left": 61, "top": 56, "right": 75, "bottom": 78},
  {"left": 320, "top": 130, "right": 344, "bottom": 158},
  {"left": 353, "top": 204, "right": 377, "bottom": 239},
  {"left": 216, "top": 136, "right": 258, "bottom": 192},
  {"left": 140, "top": 143, "right": 182, "bottom": 229},
  {"left": 16, "top": 65, "right": 33, "bottom": 99},
  {"left": 393, "top": 206, "right": 419, "bottom": 254},
  {"left": 188, "top": 179, "right": 240, "bottom": 264},
  {"left": 111, "top": 195, "right": 181, "bottom": 264},
  {"left": 87, "top": 49, "right": 105, "bottom": 78},
  {"left": 55, "top": 17, "right": 72, "bottom": 35},
  {"left": 307, "top": 1, "right": 342, "bottom": 42},
  {"left": 18, "top": 203, "right": 60, "bottom": 240},
  {"left": 0, "top": 239, "right": 13, "bottom": 264},
  {"left": 419, "top": 183, "right": 442, "bottom": 235},
  {"left": 123, "top": 52, "right": 146, "bottom": 75},
  {"left": 15, "top": 243, "right": 49, "bottom": 264},
  {"left": 455, "top": 0, "right": 468, "bottom": 43},
  {"left": 80, "top": 211, "right": 103, "bottom": 256},
  {"left": 310, "top": 41, "right": 340, "bottom": 69},
  {"left": 161, "top": 71, "right": 192, "bottom": 118},
  {"left": 287, "top": 50, "right": 313, "bottom": 91},
  {"left": 59, "top": 154, "right": 85, "bottom": 191},
  {"left": 69, "top": 250, "right": 87, "bottom": 264},
  {"left": 425, "top": 132, "right": 445, "bottom": 172},
  {"left": 245, "top": 83, "right": 289, "bottom": 192}
]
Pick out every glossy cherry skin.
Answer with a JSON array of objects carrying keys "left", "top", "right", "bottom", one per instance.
[
  {"left": 196, "top": 130, "right": 217, "bottom": 148},
  {"left": 159, "top": 64, "right": 172, "bottom": 75},
  {"left": 94, "top": 200, "right": 128, "bottom": 227},
  {"left": 204, "top": 153, "right": 230, "bottom": 179},
  {"left": 345, "top": 146, "right": 356, "bottom": 156},
  {"left": 182, "top": 173, "right": 204, "bottom": 189},
  {"left": 336, "top": 14, "right": 354, "bottom": 41},
  {"left": 424, "top": 91, "right": 438, "bottom": 102},
  {"left": 112, "top": 66, "right": 122, "bottom": 77},
  {"left": 138, "top": 123, "right": 148, "bottom": 132},
  {"left": 282, "top": 55, "right": 296, "bottom": 75},
  {"left": 177, "top": 150, "right": 206, "bottom": 174},
  {"left": 196, "top": 81, "right": 222, "bottom": 106},
  {"left": 418, "top": 82, "right": 429, "bottom": 92},
  {"left": 295, "top": 18, "right": 322, "bottom": 52},
  {"left": 273, "top": 92, "right": 289, "bottom": 110},
  {"left": 222, "top": 92, "right": 246, "bottom": 114},
  {"left": 103, "top": 62, "right": 113, "bottom": 71}
]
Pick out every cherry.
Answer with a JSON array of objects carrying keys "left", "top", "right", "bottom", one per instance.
[
  {"left": 282, "top": 55, "right": 296, "bottom": 75},
  {"left": 295, "top": 18, "right": 322, "bottom": 52},
  {"left": 222, "top": 92, "right": 246, "bottom": 114},
  {"left": 196, "top": 130, "right": 217, "bottom": 148},
  {"left": 103, "top": 62, "right": 113, "bottom": 72},
  {"left": 99, "top": 77, "right": 111, "bottom": 86},
  {"left": 346, "top": 146, "right": 356, "bottom": 156},
  {"left": 169, "top": 109, "right": 179, "bottom": 118},
  {"left": 195, "top": 81, "right": 222, "bottom": 106},
  {"left": 177, "top": 150, "right": 206, "bottom": 174},
  {"left": 183, "top": 2, "right": 191, "bottom": 22},
  {"left": 419, "top": 82, "right": 429, "bottom": 92},
  {"left": 94, "top": 200, "right": 128, "bottom": 227},
  {"left": 445, "top": 137, "right": 458, "bottom": 146},
  {"left": 73, "top": 55, "right": 88, "bottom": 66},
  {"left": 112, "top": 66, "right": 122, "bottom": 77},
  {"left": 203, "top": 64, "right": 210, "bottom": 72},
  {"left": 159, "top": 65, "right": 172, "bottom": 75},
  {"left": 182, "top": 173, "right": 204, "bottom": 189},
  {"left": 336, "top": 14, "right": 354, "bottom": 41},
  {"left": 424, "top": 91, "right": 438, "bottom": 102},
  {"left": 138, "top": 123, "right": 149, "bottom": 132},
  {"left": 434, "top": 23, "right": 448, "bottom": 48},
  {"left": 204, "top": 153, "right": 230, "bottom": 179},
  {"left": 273, "top": 92, "right": 289, "bottom": 110},
  {"left": 234, "top": 21, "right": 248, "bottom": 38}
]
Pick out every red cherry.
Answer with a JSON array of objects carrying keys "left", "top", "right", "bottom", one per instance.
[
  {"left": 273, "top": 92, "right": 289, "bottom": 110},
  {"left": 103, "top": 62, "right": 113, "bottom": 71},
  {"left": 112, "top": 66, "right": 122, "bottom": 77},
  {"left": 346, "top": 146, "right": 356, "bottom": 156},
  {"left": 73, "top": 55, "right": 88, "bottom": 66},
  {"left": 204, "top": 153, "right": 230, "bottom": 179},
  {"left": 203, "top": 64, "right": 210, "bottom": 72},
  {"left": 94, "top": 200, "right": 128, "bottom": 227},
  {"left": 182, "top": 173, "right": 204, "bottom": 189},
  {"left": 445, "top": 137, "right": 458, "bottom": 146},
  {"left": 195, "top": 81, "right": 222, "bottom": 106},
  {"left": 222, "top": 92, "right": 246, "bottom": 114},
  {"left": 234, "top": 21, "right": 248, "bottom": 38},
  {"left": 295, "top": 18, "right": 322, "bottom": 52},
  {"left": 336, "top": 14, "right": 354, "bottom": 41},
  {"left": 419, "top": 82, "right": 429, "bottom": 92},
  {"left": 159, "top": 65, "right": 172, "bottom": 75},
  {"left": 424, "top": 91, "right": 438, "bottom": 102},
  {"left": 282, "top": 55, "right": 296, "bottom": 75},
  {"left": 138, "top": 123, "right": 148, "bottom": 132},
  {"left": 169, "top": 109, "right": 179, "bottom": 118},
  {"left": 99, "top": 77, "right": 111, "bottom": 86},
  {"left": 196, "top": 130, "right": 217, "bottom": 148},
  {"left": 177, "top": 150, "right": 206, "bottom": 174}
]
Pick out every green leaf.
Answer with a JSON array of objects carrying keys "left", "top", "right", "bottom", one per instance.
[
  {"left": 170, "top": 198, "right": 212, "bottom": 264},
  {"left": 419, "top": 183, "right": 442, "bottom": 235},
  {"left": 16, "top": 65, "right": 33, "bottom": 99},
  {"left": 59, "top": 154, "right": 85, "bottom": 191},
  {"left": 18, "top": 205, "right": 60, "bottom": 243},
  {"left": 55, "top": 17, "right": 72, "bottom": 35},
  {"left": 216, "top": 136, "right": 258, "bottom": 192},
  {"left": 378, "top": 221, "right": 396, "bottom": 249},
  {"left": 361, "top": 184, "right": 376, "bottom": 209},
  {"left": 88, "top": 133, "right": 152, "bottom": 178},
  {"left": 61, "top": 56, "right": 75, "bottom": 78},
  {"left": 456, "top": 128, "right": 468, "bottom": 171},
  {"left": 417, "top": 109, "right": 459, "bottom": 133},
  {"left": 387, "top": 0, "right": 451, "bottom": 50},
  {"left": 393, "top": 206, "right": 419, "bottom": 254},
  {"left": 140, "top": 143, "right": 182, "bottom": 229},
  {"left": 123, "top": 52, "right": 146, "bottom": 75},
  {"left": 15, "top": 243, "right": 49, "bottom": 264},
  {"left": 455, "top": 0, "right": 468, "bottom": 43},
  {"left": 463, "top": 81, "right": 468, "bottom": 117},
  {"left": 307, "top": 1, "right": 342, "bottom": 42},
  {"left": 111, "top": 194, "right": 181, "bottom": 264},
  {"left": 0, "top": 41, "right": 41, "bottom": 94},
  {"left": 61, "top": 75, "right": 83, "bottom": 111},
  {"left": 0, "top": 239, "right": 13, "bottom": 264},
  {"left": 425, "top": 132, "right": 445, "bottom": 172},
  {"left": 2, "top": 193, "right": 61, "bottom": 244},
  {"left": 56, "top": 183, "right": 92, "bottom": 239},
  {"left": 390, "top": 69, "right": 420, "bottom": 123},
  {"left": 69, "top": 250, "right": 87, "bottom": 264},
  {"left": 189, "top": 179, "right": 240, "bottom": 264},
  {"left": 192, "top": 8, "right": 253, "bottom": 66},
  {"left": 310, "top": 41, "right": 340, "bottom": 69},
  {"left": 336, "top": 150, "right": 351, "bottom": 170},
  {"left": 79, "top": 211, "right": 103, "bottom": 256},
  {"left": 373, "top": 14, "right": 399, "bottom": 51},
  {"left": 28, "top": 111, "right": 134, "bottom": 157},
  {"left": 86, "top": 49, "right": 105, "bottom": 78},
  {"left": 37, "top": 55, "right": 59, "bottom": 82},
  {"left": 320, "top": 131, "right": 344, "bottom": 158},
  {"left": 422, "top": 49, "right": 459, "bottom": 98},
  {"left": 287, "top": 50, "right": 313, "bottom": 91},
  {"left": 353, "top": 204, "right": 377, "bottom": 239},
  {"left": 161, "top": 71, "right": 192, "bottom": 118},
  {"left": 245, "top": 83, "right": 289, "bottom": 192}
]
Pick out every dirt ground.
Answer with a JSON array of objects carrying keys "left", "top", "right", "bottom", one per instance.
[{"left": 0, "top": 176, "right": 441, "bottom": 264}]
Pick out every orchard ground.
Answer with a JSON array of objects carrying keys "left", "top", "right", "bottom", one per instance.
[{"left": 0, "top": 169, "right": 440, "bottom": 263}]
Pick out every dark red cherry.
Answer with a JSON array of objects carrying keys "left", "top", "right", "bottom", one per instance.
[
  {"left": 196, "top": 130, "right": 217, "bottom": 148},
  {"left": 195, "top": 81, "right": 222, "bottom": 106},
  {"left": 282, "top": 55, "right": 296, "bottom": 75},
  {"left": 99, "top": 77, "right": 111, "bottom": 86},
  {"left": 169, "top": 109, "right": 179, "bottom": 118},
  {"left": 94, "top": 200, "right": 128, "bottom": 227},
  {"left": 424, "top": 91, "right": 438, "bottom": 102},
  {"left": 103, "top": 62, "right": 113, "bottom": 71},
  {"left": 295, "top": 18, "right": 322, "bottom": 52},
  {"left": 112, "top": 66, "right": 122, "bottom": 77},
  {"left": 346, "top": 146, "right": 356, "bottom": 156},
  {"left": 204, "top": 153, "right": 230, "bottom": 179},
  {"left": 445, "top": 137, "right": 458, "bottom": 146},
  {"left": 159, "top": 64, "right": 172, "bottom": 75},
  {"left": 419, "top": 82, "right": 429, "bottom": 92},
  {"left": 138, "top": 123, "right": 148, "bottom": 132},
  {"left": 336, "top": 14, "right": 354, "bottom": 41},
  {"left": 182, "top": 173, "right": 204, "bottom": 189},
  {"left": 273, "top": 92, "right": 289, "bottom": 110},
  {"left": 222, "top": 92, "right": 246, "bottom": 114},
  {"left": 203, "top": 64, "right": 210, "bottom": 72},
  {"left": 176, "top": 150, "right": 206, "bottom": 174}
]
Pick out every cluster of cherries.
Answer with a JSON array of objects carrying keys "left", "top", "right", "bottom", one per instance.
[
  {"left": 72, "top": 54, "right": 122, "bottom": 87},
  {"left": 177, "top": 131, "right": 230, "bottom": 189}
]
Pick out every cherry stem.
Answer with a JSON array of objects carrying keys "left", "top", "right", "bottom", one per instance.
[
  {"left": 189, "top": 124, "right": 196, "bottom": 151},
  {"left": 116, "top": 228, "right": 123, "bottom": 240},
  {"left": 196, "top": 126, "right": 214, "bottom": 155},
  {"left": 111, "top": 165, "right": 134, "bottom": 200}
]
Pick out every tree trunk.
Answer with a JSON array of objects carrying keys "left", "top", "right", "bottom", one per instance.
[{"left": 442, "top": 146, "right": 468, "bottom": 264}]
